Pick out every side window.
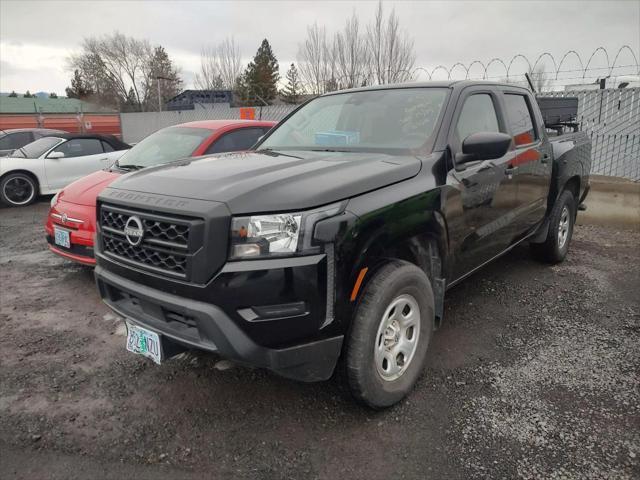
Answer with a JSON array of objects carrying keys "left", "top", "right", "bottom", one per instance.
[
  {"left": 503, "top": 94, "right": 537, "bottom": 146},
  {"left": 0, "top": 132, "right": 34, "bottom": 150},
  {"left": 205, "top": 128, "right": 266, "bottom": 154},
  {"left": 101, "top": 141, "right": 115, "bottom": 152},
  {"left": 51, "top": 139, "right": 104, "bottom": 158},
  {"left": 455, "top": 94, "right": 500, "bottom": 147}
]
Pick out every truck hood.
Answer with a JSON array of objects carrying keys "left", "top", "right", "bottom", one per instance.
[
  {"left": 107, "top": 150, "right": 422, "bottom": 213},
  {"left": 58, "top": 169, "right": 121, "bottom": 206}
]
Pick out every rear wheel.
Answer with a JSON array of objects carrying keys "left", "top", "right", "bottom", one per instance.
[
  {"left": 531, "top": 189, "right": 576, "bottom": 264},
  {"left": 345, "top": 261, "right": 434, "bottom": 409},
  {"left": 0, "top": 172, "right": 38, "bottom": 207}
]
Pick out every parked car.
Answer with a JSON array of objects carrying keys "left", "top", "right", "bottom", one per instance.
[
  {"left": 93, "top": 81, "right": 591, "bottom": 407},
  {"left": 0, "top": 128, "right": 68, "bottom": 157},
  {"left": 46, "top": 120, "right": 275, "bottom": 265},
  {"left": 0, "top": 133, "right": 129, "bottom": 207}
]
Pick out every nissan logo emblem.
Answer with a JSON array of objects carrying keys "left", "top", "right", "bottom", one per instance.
[{"left": 124, "top": 216, "right": 144, "bottom": 246}]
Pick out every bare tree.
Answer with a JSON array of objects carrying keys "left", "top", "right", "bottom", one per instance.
[
  {"left": 366, "top": 1, "right": 415, "bottom": 84},
  {"left": 334, "top": 13, "right": 369, "bottom": 89},
  {"left": 68, "top": 32, "right": 181, "bottom": 111},
  {"left": 194, "top": 37, "right": 242, "bottom": 90},
  {"left": 297, "top": 22, "right": 331, "bottom": 95}
]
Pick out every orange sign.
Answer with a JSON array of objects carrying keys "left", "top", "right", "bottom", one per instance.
[{"left": 239, "top": 107, "right": 255, "bottom": 120}]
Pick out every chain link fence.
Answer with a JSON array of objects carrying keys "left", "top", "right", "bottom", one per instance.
[
  {"left": 120, "top": 103, "right": 296, "bottom": 144},
  {"left": 121, "top": 87, "right": 639, "bottom": 181},
  {"left": 538, "top": 88, "right": 639, "bottom": 181}
]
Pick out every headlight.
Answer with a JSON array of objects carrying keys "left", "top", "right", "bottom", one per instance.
[
  {"left": 229, "top": 203, "right": 343, "bottom": 260},
  {"left": 50, "top": 191, "right": 60, "bottom": 208}
]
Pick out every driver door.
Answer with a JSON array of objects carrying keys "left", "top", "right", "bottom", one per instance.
[
  {"left": 44, "top": 138, "right": 113, "bottom": 189},
  {"left": 445, "top": 89, "right": 521, "bottom": 281}
]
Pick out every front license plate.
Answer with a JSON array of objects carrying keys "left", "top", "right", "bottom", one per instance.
[
  {"left": 126, "top": 322, "right": 162, "bottom": 364},
  {"left": 53, "top": 226, "right": 70, "bottom": 249}
]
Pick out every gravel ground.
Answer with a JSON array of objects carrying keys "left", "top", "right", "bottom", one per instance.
[{"left": 0, "top": 200, "right": 638, "bottom": 480}]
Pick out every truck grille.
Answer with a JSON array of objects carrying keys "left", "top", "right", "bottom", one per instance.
[{"left": 99, "top": 204, "right": 200, "bottom": 279}]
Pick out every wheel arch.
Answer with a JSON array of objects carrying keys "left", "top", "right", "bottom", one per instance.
[
  {"left": 0, "top": 169, "right": 42, "bottom": 193},
  {"left": 344, "top": 209, "right": 449, "bottom": 327}
]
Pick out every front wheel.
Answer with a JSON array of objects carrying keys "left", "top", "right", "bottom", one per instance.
[
  {"left": 531, "top": 189, "right": 576, "bottom": 264},
  {"left": 0, "top": 172, "right": 38, "bottom": 207},
  {"left": 345, "top": 261, "right": 434, "bottom": 409}
]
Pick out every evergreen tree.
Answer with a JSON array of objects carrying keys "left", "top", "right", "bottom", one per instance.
[
  {"left": 49, "top": 92, "right": 58, "bottom": 98},
  {"left": 146, "top": 46, "right": 183, "bottom": 111},
  {"left": 65, "top": 69, "right": 93, "bottom": 99},
  {"left": 281, "top": 63, "right": 302, "bottom": 104},
  {"left": 23, "top": 90, "right": 33, "bottom": 98},
  {"left": 233, "top": 71, "right": 251, "bottom": 106},
  {"left": 122, "top": 87, "right": 139, "bottom": 112},
  {"left": 243, "top": 39, "right": 279, "bottom": 105},
  {"left": 8, "top": 91, "right": 18, "bottom": 97}
]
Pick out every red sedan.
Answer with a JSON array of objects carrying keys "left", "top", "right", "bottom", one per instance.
[{"left": 46, "top": 120, "right": 276, "bottom": 265}]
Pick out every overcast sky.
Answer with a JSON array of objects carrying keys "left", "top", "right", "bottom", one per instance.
[{"left": 1, "top": 0, "right": 638, "bottom": 94}]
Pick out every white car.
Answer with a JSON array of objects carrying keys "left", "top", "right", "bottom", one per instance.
[{"left": 0, "top": 134, "right": 129, "bottom": 207}]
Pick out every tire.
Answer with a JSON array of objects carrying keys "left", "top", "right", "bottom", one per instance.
[
  {"left": 531, "top": 189, "right": 576, "bottom": 264},
  {"left": 0, "top": 172, "right": 38, "bottom": 207},
  {"left": 345, "top": 261, "right": 434, "bottom": 409}
]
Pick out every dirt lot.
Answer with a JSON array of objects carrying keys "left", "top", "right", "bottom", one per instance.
[{"left": 0, "top": 200, "right": 638, "bottom": 480}]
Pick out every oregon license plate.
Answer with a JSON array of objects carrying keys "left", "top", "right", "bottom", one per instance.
[
  {"left": 53, "top": 226, "right": 70, "bottom": 249},
  {"left": 125, "top": 322, "right": 162, "bottom": 364}
]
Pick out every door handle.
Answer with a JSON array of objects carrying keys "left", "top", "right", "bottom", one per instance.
[{"left": 541, "top": 153, "right": 550, "bottom": 164}]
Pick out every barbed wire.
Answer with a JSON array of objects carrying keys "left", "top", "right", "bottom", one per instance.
[
  {"left": 412, "top": 45, "right": 638, "bottom": 81},
  {"left": 296, "top": 46, "right": 639, "bottom": 94}
]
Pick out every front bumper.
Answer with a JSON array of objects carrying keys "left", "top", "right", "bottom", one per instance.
[
  {"left": 95, "top": 264, "right": 343, "bottom": 382},
  {"left": 45, "top": 201, "right": 96, "bottom": 265}
]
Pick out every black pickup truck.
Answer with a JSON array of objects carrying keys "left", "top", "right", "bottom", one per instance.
[{"left": 94, "top": 81, "right": 591, "bottom": 408}]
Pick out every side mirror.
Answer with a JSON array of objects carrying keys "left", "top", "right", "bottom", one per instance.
[
  {"left": 455, "top": 132, "right": 512, "bottom": 167},
  {"left": 48, "top": 151, "right": 65, "bottom": 159}
]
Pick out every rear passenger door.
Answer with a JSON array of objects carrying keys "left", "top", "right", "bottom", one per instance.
[
  {"left": 205, "top": 127, "right": 268, "bottom": 154},
  {"left": 447, "top": 88, "right": 521, "bottom": 280},
  {"left": 501, "top": 90, "right": 552, "bottom": 231}
]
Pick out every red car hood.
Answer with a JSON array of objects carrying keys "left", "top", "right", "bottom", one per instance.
[{"left": 58, "top": 170, "right": 121, "bottom": 207}]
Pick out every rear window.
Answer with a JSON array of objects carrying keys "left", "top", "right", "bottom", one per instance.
[{"left": 504, "top": 94, "right": 537, "bottom": 146}]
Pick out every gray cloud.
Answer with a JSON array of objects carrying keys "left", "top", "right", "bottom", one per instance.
[{"left": 1, "top": 0, "right": 638, "bottom": 92}]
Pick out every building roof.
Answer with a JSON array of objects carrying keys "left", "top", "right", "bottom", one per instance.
[{"left": 0, "top": 96, "right": 116, "bottom": 114}]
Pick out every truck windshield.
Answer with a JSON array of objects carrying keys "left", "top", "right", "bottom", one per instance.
[
  {"left": 259, "top": 87, "right": 448, "bottom": 153},
  {"left": 117, "top": 127, "right": 212, "bottom": 169},
  {"left": 11, "top": 137, "right": 62, "bottom": 158}
]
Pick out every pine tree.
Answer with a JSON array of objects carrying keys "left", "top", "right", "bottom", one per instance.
[
  {"left": 65, "top": 69, "right": 93, "bottom": 99},
  {"left": 233, "top": 71, "right": 251, "bottom": 106},
  {"left": 49, "top": 92, "right": 58, "bottom": 99},
  {"left": 146, "top": 46, "right": 183, "bottom": 111},
  {"left": 8, "top": 91, "right": 18, "bottom": 97},
  {"left": 23, "top": 90, "right": 33, "bottom": 98},
  {"left": 243, "top": 39, "right": 279, "bottom": 105},
  {"left": 281, "top": 63, "right": 301, "bottom": 104},
  {"left": 121, "top": 87, "right": 139, "bottom": 112}
]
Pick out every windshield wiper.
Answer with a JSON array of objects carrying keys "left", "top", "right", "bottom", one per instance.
[
  {"left": 310, "top": 148, "right": 350, "bottom": 152},
  {"left": 259, "top": 148, "right": 303, "bottom": 160},
  {"left": 117, "top": 164, "right": 145, "bottom": 171}
]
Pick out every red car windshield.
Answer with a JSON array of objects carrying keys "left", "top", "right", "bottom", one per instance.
[{"left": 117, "top": 127, "right": 212, "bottom": 169}]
